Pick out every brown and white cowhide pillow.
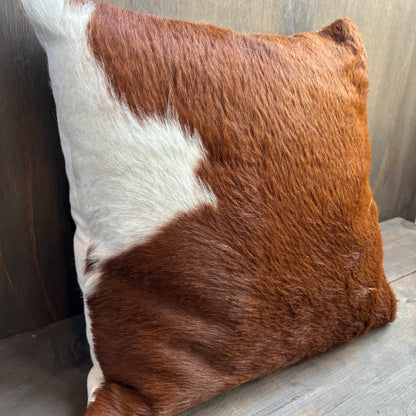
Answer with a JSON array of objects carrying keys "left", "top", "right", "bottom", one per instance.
[{"left": 22, "top": 0, "right": 397, "bottom": 415}]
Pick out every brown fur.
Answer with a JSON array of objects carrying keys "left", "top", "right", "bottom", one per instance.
[{"left": 84, "top": 3, "right": 396, "bottom": 415}]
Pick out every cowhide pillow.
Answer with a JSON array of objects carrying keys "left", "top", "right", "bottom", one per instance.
[{"left": 23, "top": 0, "right": 397, "bottom": 415}]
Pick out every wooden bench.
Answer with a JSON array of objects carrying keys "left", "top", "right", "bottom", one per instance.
[{"left": 1, "top": 218, "right": 415, "bottom": 416}]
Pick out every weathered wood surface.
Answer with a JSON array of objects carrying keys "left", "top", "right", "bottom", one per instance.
[
  {"left": 0, "top": 218, "right": 415, "bottom": 415},
  {"left": 381, "top": 217, "right": 416, "bottom": 284},
  {"left": 0, "top": 316, "right": 90, "bottom": 416},
  {"left": 0, "top": 1, "right": 82, "bottom": 339},
  {"left": 1, "top": 0, "right": 415, "bottom": 338}
]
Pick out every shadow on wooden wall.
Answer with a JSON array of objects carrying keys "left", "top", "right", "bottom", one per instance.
[
  {"left": 1, "top": 0, "right": 415, "bottom": 337},
  {"left": 0, "top": 1, "right": 82, "bottom": 338}
]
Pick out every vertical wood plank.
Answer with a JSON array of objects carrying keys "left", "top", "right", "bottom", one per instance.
[
  {"left": 1, "top": 0, "right": 415, "bottom": 337},
  {"left": 0, "top": 1, "right": 82, "bottom": 338}
]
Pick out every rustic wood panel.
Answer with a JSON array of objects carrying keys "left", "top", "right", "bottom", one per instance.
[
  {"left": 1, "top": 0, "right": 415, "bottom": 337},
  {"left": 380, "top": 217, "right": 416, "bottom": 283},
  {"left": 0, "top": 218, "right": 414, "bottom": 416},
  {"left": 0, "top": 315, "right": 90, "bottom": 416},
  {"left": 0, "top": 1, "right": 82, "bottom": 339}
]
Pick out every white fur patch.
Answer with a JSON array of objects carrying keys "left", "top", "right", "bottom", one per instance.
[
  {"left": 22, "top": 0, "right": 216, "bottom": 403},
  {"left": 22, "top": 0, "right": 215, "bottom": 258}
]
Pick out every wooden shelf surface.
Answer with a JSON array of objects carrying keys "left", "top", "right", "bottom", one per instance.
[{"left": 1, "top": 218, "right": 415, "bottom": 416}]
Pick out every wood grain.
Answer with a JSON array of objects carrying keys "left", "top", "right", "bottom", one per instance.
[
  {"left": 380, "top": 217, "right": 416, "bottom": 283},
  {"left": 0, "top": 218, "right": 415, "bottom": 416},
  {"left": 0, "top": 315, "right": 90, "bottom": 416},
  {"left": 1, "top": 0, "right": 415, "bottom": 337},
  {"left": 0, "top": 1, "right": 82, "bottom": 339}
]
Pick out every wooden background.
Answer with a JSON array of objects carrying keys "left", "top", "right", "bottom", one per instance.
[{"left": 1, "top": 0, "right": 415, "bottom": 338}]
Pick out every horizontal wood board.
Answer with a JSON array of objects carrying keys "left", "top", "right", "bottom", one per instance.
[{"left": 0, "top": 218, "right": 415, "bottom": 415}]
